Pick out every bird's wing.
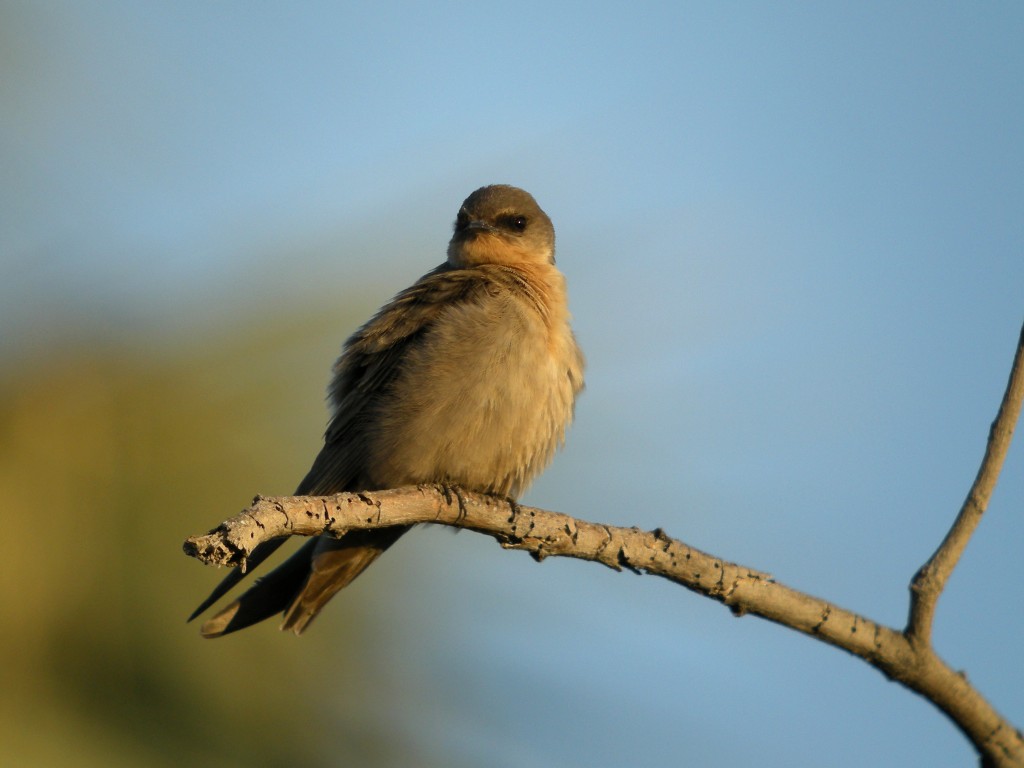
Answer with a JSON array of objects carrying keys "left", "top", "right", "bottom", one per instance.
[
  {"left": 192, "top": 265, "right": 490, "bottom": 634},
  {"left": 296, "top": 263, "right": 486, "bottom": 495}
]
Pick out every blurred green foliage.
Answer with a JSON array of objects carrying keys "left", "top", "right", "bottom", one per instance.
[{"left": 0, "top": 308, "right": 432, "bottom": 767}]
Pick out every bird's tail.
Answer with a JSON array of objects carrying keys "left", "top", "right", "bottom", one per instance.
[{"left": 197, "top": 527, "right": 409, "bottom": 638}]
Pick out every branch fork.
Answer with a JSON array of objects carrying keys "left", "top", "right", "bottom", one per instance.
[{"left": 185, "top": 321, "right": 1024, "bottom": 767}]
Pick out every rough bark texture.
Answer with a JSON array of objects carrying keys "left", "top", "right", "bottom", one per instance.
[{"left": 185, "top": 321, "right": 1024, "bottom": 767}]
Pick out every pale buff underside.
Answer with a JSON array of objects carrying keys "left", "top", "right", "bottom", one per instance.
[{"left": 364, "top": 263, "right": 583, "bottom": 498}]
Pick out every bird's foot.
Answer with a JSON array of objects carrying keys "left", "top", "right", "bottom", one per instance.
[
  {"left": 505, "top": 496, "right": 522, "bottom": 525},
  {"left": 440, "top": 482, "right": 469, "bottom": 521}
]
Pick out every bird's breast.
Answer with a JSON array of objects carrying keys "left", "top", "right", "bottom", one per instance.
[{"left": 366, "top": 266, "right": 582, "bottom": 497}]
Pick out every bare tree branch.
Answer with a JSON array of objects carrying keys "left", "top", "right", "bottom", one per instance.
[
  {"left": 184, "top": 320, "right": 1024, "bottom": 767},
  {"left": 907, "top": 321, "right": 1024, "bottom": 645}
]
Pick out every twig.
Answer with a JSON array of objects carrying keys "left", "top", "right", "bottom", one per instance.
[{"left": 907, "top": 321, "right": 1024, "bottom": 644}]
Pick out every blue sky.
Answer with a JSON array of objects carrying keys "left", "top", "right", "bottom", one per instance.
[{"left": 4, "top": 2, "right": 1023, "bottom": 766}]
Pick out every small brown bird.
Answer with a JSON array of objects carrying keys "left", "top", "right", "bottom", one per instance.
[{"left": 191, "top": 184, "right": 585, "bottom": 637}]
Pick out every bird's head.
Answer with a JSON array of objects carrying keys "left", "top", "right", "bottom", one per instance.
[{"left": 447, "top": 185, "right": 555, "bottom": 268}]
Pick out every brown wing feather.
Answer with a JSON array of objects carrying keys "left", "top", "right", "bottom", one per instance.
[{"left": 192, "top": 265, "right": 491, "bottom": 635}]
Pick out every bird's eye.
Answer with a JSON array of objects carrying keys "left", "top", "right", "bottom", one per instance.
[{"left": 500, "top": 214, "right": 528, "bottom": 232}]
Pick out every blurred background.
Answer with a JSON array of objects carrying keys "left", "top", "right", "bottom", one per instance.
[{"left": 2, "top": 2, "right": 1022, "bottom": 766}]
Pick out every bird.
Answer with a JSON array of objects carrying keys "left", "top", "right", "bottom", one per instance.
[{"left": 190, "top": 184, "right": 585, "bottom": 637}]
